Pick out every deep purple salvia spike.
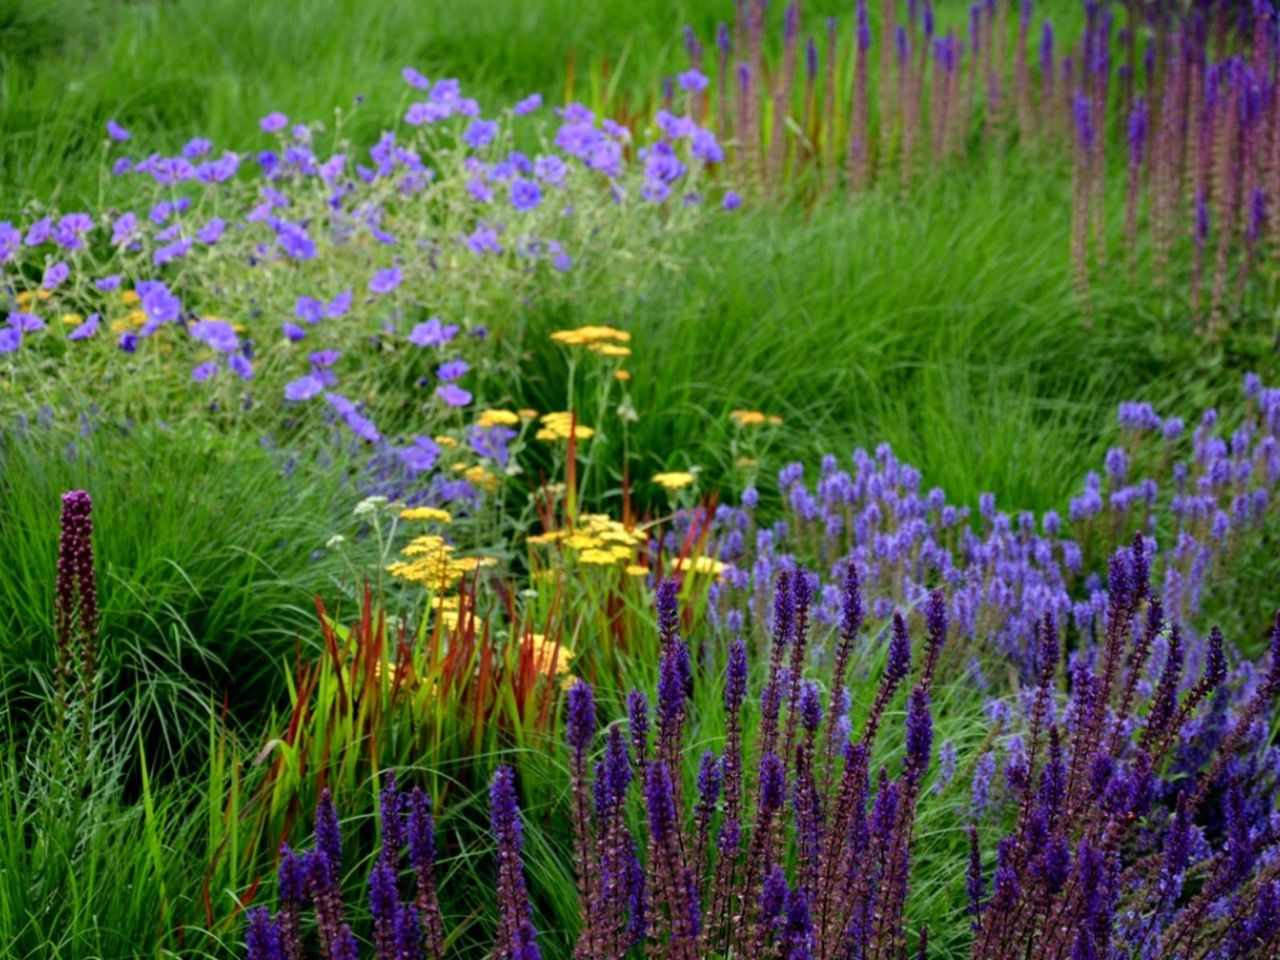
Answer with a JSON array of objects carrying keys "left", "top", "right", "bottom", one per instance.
[
  {"left": 645, "top": 760, "right": 697, "bottom": 952},
  {"left": 379, "top": 771, "right": 404, "bottom": 865},
  {"left": 656, "top": 578, "right": 680, "bottom": 649},
  {"left": 368, "top": 857, "right": 399, "bottom": 959},
  {"left": 904, "top": 686, "right": 933, "bottom": 778},
  {"left": 566, "top": 678, "right": 595, "bottom": 754},
  {"left": 246, "top": 907, "right": 284, "bottom": 960},
  {"left": 407, "top": 787, "right": 444, "bottom": 958},
  {"left": 627, "top": 689, "right": 650, "bottom": 773},
  {"left": 887, "top": 613, "right": 912, "bottom": 688},
  {"left": 922, "top": 588, "right": 947, "bottom": 687},
  {"left": 315, "top": 789, "right": 342, "bottom": 889},
  {"left": 773, "top": 568, "right": 795, "bottom": 646},
  {"left": 566, "top": 678, "right": 599, "bottom": 959},
  {"left": 395, "top": 905, "right": 423, "bottom": 960},
  {"left": 823, "top": 560, "right": 862, "bottom": 794},
  {"left": 966, "top": 826, "right": 984, "bottom": 926},
  {"left": 277, "top": 844, "right": 306, "bottom": 960},
  {"left": 491, "top": 766, "right": 538, "bottom": 960}
]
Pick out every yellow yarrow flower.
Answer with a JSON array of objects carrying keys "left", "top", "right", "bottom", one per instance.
[
  {"left": 526, "top": 633, "right": 573, "bottom": 678},
  {"left": 549, "top": 324, "right": 631, "bottom": 348},
  {"left": 434, "top": 435, "right": 458, "bottom": 448},
  {"left": 588, "top": 343, "right": 631, "bottom": 357},
  {"left": 615, "top": 370, "right": 631, "bottom": 381},
  {"left": 399, "top": 506, "right": 452, "bottom": 523},
  {"left": 60, "top": 312, "right": 83, "bottom": 326},
  {"left": 477, "top": 409, "right": 521, "bottom": 428},
  {"left": 730, "top": 409, "right": 784, "bottom": 427},
  {"left": 121, "top": 289, "right": 142, "bottom": 307},
  {"left": 672, "top": 555, "right": 729, "bottom": 577},
  {"left": 16, "top": 290, "right": 53, "bottom": 309},
  {"left": 653, "top": 471, "right": 696, "bottom": 490},
  {"left": 464, "top": 465, "right": 499, "bottom": 492},
  {"left": 536, "top": 412, "right": 594, "bottom": 441}
]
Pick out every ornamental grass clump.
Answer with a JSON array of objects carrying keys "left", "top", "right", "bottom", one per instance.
[{"left": 588, "top": 0, "right": 1280, "bottom": 328}]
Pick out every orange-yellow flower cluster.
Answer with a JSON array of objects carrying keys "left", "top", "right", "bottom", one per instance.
[
  {"left": 730, "top": 409, "right": 784, "bottom": 427},
  {"left": 549, "top": 325, "right": 632, "bottom": 354},
  {"left": 386, "top": 533, "right": 496, "bottom": 591},
  {"left": 528, "top": 513, "right": 648, "bottom": 573},
  {"left": 535, "top": 411, "right": 595, "bottom": 442}
]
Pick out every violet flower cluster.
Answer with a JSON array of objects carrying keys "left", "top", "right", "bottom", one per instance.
[
  {"left": 561, "top": 569, "right": 946, "bottom": 959},
  {"left": 245, "top": 779, "right": 446, "bottom": 960},
  {"left": 1, "top": 69, "right": 736, "bottom": 513},
  {"left": 676, "top": 374, "right": 1279, "bottom": 683}
]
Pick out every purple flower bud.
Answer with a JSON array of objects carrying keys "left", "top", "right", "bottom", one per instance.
[
  {"left": 628, "top": 689, "right": 650, "bottom": 763},
  {"left": 1247, "top": 187, "right": 1267, "bottom": 245},
  {"left": 773, "top": 569, "right": 795, "bottom": 646},
  {"left": 905, "top": 687, "right": 933, "bottom": 774},
  {"left": 759, "top": 752, "right": 786, "bottom": 812},
  {"left": 697, "top": 750, "right": 722, "bottom": 807},
  {"left": 1072, "top": 90, "right": 1095, "bottom": 150},
  {"left": 725, "top": 638, "right": 749, "bottom": 711},
  {"left": 657, "top": 578, "right": 680, "bottom": 646},
  {"left": 966, "top": 826, "right": 985, "bottom": 921},
  {"left": 799, "top": 680, "right": 822, "bottom": 734},
  {"left": 245, "top": 908, "right": 283, "bottom": 960},
  {"left": 645, "top": 761, "right": 678, "bottom": 841},
  {"left": 716, "top": 21, "right": 731, "bottom": 54},
  {"left": 566, "top": 678, "right": 596, "bottom": 753},
  {"left": 784, "top": 3, "right": 799, "bottom": 43},
  {"left": 887, "top": 613, "right": 912, "bottom": 687},
  {"left": 314, "top": 789, "right": 342, "bottom": 887}
]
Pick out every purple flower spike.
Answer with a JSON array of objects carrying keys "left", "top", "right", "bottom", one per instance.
[{"left": 566, "top": 679, "right": 596, "bottom": 753}]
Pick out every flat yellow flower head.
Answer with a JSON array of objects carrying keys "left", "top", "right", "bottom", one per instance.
[
  {"left": 526, "top": 633, "right": 574, "bottom": 676},
  {"left": 121, "top": 290, "right": 142, "bottom": 307},
  {"left": 434, "top": 435, "right": 459, "bottom": 448},
  {"left": 60, "top": 313, "right": 83, "bottom": 326},
  {"left": 653, "top": 471, "right": 696, "bottom": 490},
  {"left": 527, "top": 530, "right": 568, "bottom": 546},
  {"left": 550, "top": 324, "right": 631, "bottom": 348},
  {"left": 17, "top": 290, "right": 53, "bottom": 308},
  {"left": 399, "top": 506, "right": 452, "bottom": 523},
  {"left": 673, "top": 555, "right": 728, "bottom": 577},
  {"left": 536, "top": 412, "right": 594, "bottom": 441},
  {"left": 464, "top": 465, "right": 499, "bottom": 492},
  {"left": 588, "top": 343, "right": 631, "bottom": 357},
  {"left": 477, "top": 409, "right": 520, "bottom": 428},
  {"left": 615, "top": 370, "right": 631, "bottom": 381}
]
